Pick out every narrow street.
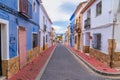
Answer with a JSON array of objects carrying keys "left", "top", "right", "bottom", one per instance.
[{"left": 40, "top": 44, "right": 112, "bottom": 80}]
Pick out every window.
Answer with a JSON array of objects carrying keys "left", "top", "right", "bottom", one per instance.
[
  {"left": 19, "top": 0, "right": 32, "bottom": 18},
  {"left": 46, "top": 35, "right": 47, "bottom": 42},
  {"left": 96, "top": 1, "right": 102, "bottom": 16},
  {"left": 43, "top": 16, "right": 45, "bottom": 24},
  {"left": 75, "top": 36, "right": 77, "bottom": 44},
  {"left": 87, "top": 9, "right": 91, "bottom": 18},
  {"left": 118, "top": 0, "right": 120, "bottom": 13},
  {"left": 33, "top": 2, "right": 36, "bottom": 12},
  {"left": 44, "top": 24, "right": 47, "bottom": 32},
  {"left": 33, "top": 34, "right": 38, "bottom": 48},
  {"left": 92, "top": 34, "right": 101, "bottom": 50}
]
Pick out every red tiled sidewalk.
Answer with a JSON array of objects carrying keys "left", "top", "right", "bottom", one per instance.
[
  {"left": 8, "top": 45, "right": 56, "bottom": 80},
  {"left": 66, "top": 45, "right": 120, "bottom": 76}
]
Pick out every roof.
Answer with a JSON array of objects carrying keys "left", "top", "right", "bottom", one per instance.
[
  {"left": 81, "top": 0, "right": 96, "bottom": 14},
  {"left": 74, "top": 1, "right": 87, "bottom": 15},
  {"left": 69, "top": 1, "right": 87, "bottom": 21}
]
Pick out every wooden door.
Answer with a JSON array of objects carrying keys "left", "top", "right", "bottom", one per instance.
[
  {"left": 43, "top": 36, "right": 45, "bottom": 50},
  {"left": 18, "top": 27, "right": 26, "bottom": 69}
]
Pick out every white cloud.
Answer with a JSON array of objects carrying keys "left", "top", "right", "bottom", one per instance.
[
  {"left": 42, "top": 0, "right": 84, "bottom": 21},
  {"left": 42, "top": 0, "right": 86, "bottom": 33},
  {"left": 52, "top": 25, "right": 67, "bottom": 34}
]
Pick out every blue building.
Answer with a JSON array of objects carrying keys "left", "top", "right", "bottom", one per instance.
[
  {"left": 0, "top": 0, "right": 41, "bottom": 78},
  {"left": 69, "top": 14, "right": 75, "bottom": 47}
]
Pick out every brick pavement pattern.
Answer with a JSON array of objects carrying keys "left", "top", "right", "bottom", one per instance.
[
  {"left": 40, "top": 44, "right": 111, "bottom": 80},
  {"left": 66, "top": 45, "right": 119, "bottom": 74},
  {"left": 8, "top": 45, "right": 55, "bottom": 80}
]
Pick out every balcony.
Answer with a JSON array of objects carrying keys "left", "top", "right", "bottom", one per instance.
[
  {"left": 84, "top": 18, "right": 91, "bottom": 29},
  {"left": 19, "top": 0, "right": 32, "bottom": 18}
]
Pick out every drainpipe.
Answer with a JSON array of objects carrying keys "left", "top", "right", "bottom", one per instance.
[
  {"left": 110, "top": 0, "right": 119, "bottom": 68},
  {"left": 110, "top": 18, "right": 116, "bottom": 68},
  {"left": 110, "top": 14, "right": 117, "bottom": 68}
]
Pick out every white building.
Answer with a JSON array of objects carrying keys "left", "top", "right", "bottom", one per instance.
[
  {"left": 39, "top": 4, "right": 52, "bottom": 51},
  {"left": 81, "top": 0, "right": 120, "bottom": 67}
]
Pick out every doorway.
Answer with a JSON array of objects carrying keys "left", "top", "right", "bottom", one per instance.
[
  {"left": 18, "top": 27, "right": 27, "bottom": 69},
  {"left": 0, "top": 24, "right": 2, "bottom": 75},
  {"left": 43, "top": 36, "right": 45, "bottom": 50},
  {"left": 77, "top": 34, "right": 80, "bottom": 50},
  {"left": 85, "top": 32, "right": 90, "bottom": 53}
]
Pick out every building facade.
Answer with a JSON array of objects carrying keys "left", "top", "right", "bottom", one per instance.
[
  {"left": 51, "top": 27, "right": 56, "bottom": 45},
  {"left": 67, "top": 26, "right": 71, "bottom": 46},
  {"left": 69, "top": 14, "right": 75, "bottom": 47},
  {"left": 0, "top": 0, "right": 41, "bottom": 78},
  {"left": 39, "top": 4, "right": 52, "bottom": 52},
  {"left": 74, "top": 1, "right": 87, "bottom": 50},
  {"left": 81, "top": 0, "right": 120, "bottom": 67}
]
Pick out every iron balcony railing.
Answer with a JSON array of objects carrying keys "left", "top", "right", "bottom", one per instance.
[
  {"left": 19, "top": 0, "right": 32, "bottom": 19},
  {"left": 84, "top": 18, "right": 91, "bottom": 29}
]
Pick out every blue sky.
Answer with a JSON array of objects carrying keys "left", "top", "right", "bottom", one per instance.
[{"left": 42, "top": 0, "right": 85, "bottom": 34}]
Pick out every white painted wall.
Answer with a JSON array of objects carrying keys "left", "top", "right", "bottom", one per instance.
[
  {"left": 114, "top": 22, "right": 120, "bottom": 52},
  {"left": 39, "top": 4, "right": 52, "bottom": 48},
  {"left": 82, "top": 0, "right": 116, "bottom": 54},
  {"left": 91, "top": 26, "right": 112, "bottom": 54},
  {"left": 114, "top": 0, "right": 120, "bottom": 52},
  {"left": 82, "top": 0, "right": 114, "bottom": 30}
]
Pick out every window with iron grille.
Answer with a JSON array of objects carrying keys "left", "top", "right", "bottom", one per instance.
[
  {"left": 92, "top": 34, "right": 101, "bottom": 50},
  {"left": 46, "top": 35, "right": 47, "bottom": 42},
  {"left": 118, "top": 0, "right": 120, "bottom": 13},
  {"left": 19, "top": 0, "right": 32, "bottom": 18},
  {"left": 33, "top": 1, "right": 36, "bottom": 12},
  {"left": 87, "top": 9, "right": 91, "bottom": 18},
  {"left": 44, "top": 24, "right": 47, "bottom": 32},
  {"left": 33, "top": 34, "right": 38, "bottom": 48},
  {"left": 96, "top": 1, "right": 102, "bottom": 16}
]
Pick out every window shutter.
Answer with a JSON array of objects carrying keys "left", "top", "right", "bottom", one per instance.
[
  {"left": 19, "top": 0, "right": 32, "bottom": 18},
  {"left": 92, "top": 34, "right": 101, "bottom": 50},
  {"left": 97, "top": 34, "right": 101, "bottom": 49}
]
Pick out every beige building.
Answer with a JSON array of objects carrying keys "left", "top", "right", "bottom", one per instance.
[
  {"left": 74, "top": 1, "right": 87, "bottom": 50},
  {"left": 51, "top": 27, "right": 56, "bottom": 45},
  {"left": 64, "top": 26, "right": 70, "bottom": 45}
]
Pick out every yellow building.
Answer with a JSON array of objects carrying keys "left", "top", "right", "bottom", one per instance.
[
  {"left": 66, "top": 26, "right": 70, "bottom": 45},
  {"left": 51, "top": 27, "right": 56, "bottom": 45},
  {"left": 64, "top": 26, "right": 70, "bottom": 45}
]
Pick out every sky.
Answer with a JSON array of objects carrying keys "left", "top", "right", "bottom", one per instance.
[{"left": 42, "top": 0, "right": 85, "bottom": 34}]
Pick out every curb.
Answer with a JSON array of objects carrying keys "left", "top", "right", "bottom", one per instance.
[
  {"left": 65, "top": 46, "right": 120, "bottom": 76},
  {"left": 35, "top": 45, "right": 57, "bottom": 80}
]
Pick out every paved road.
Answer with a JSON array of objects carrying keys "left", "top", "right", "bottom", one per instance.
[{"left": 40, "top": 44, "right": 117, "bottom": 80}]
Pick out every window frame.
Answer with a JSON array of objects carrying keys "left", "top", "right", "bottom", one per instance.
[
  {"left": 32, "top": 33, "right": 38, "bottom": 48},
  {"left": 33, "top": 1, "right": 37, "bottom": 12},
  {"left": 92, "top": 33, "right": 101, "bottom": 50},
  {"left": 96, "top": 1, "right": 102, "bottom": 16}
]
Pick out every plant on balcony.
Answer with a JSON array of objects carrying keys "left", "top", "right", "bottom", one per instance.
[{"left": 75, "top": 27, "right": 81, "bottom": 33}]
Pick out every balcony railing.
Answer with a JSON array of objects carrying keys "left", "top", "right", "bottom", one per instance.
[
  {"left": 19, "top": 0, "right": 32, "bottom": 18},
  {"left": 84, "top": 18, "right": 91, "bottom": 29}
]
